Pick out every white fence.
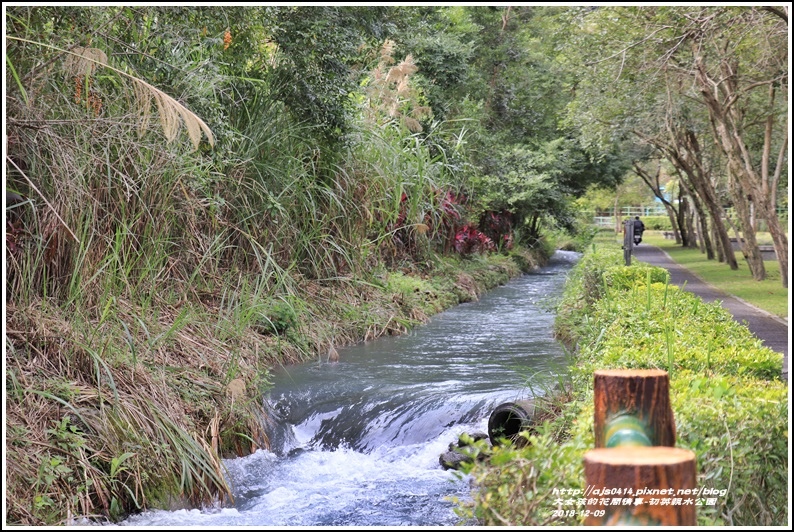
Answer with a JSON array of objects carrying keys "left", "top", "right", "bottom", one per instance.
[
  {"left": 587, "top": 207, "right": 667, "bottom": 228},
  {"left": 593, "top": 216, "right": 615, "bottom": 228},
  {"left": 587, "top": 206, "right": 788, "bottom": 230}
]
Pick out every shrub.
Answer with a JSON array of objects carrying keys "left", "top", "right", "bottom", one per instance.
[
  {"left": 671, "top": 371, "right": 788, "bottom": 526},
  {"left": 641, "top": 215, "right": 672, "bottom": 230},
  {"left": 465, "top": 242, "right": 788, "bottom": 526},
  {"left": 576, "top": 284, "right": 784, "bottom": 381},
  {"left": 256, "top": 300, "right": 298, "bottom": 335},
  {"left": 601, "top": 265, "right": 669, "bottom": 292}
]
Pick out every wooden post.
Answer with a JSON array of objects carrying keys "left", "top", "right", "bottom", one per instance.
[
  {"left": 623, "top": 219, "right": 633, "bottom": 266},
  {"left": 593, "top": 369, "right": 675, "bottom": 448},
  {"left": 584, "top": 446, "right": 697, "bottom": 526}
]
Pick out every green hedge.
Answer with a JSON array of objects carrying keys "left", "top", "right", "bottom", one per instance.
[
  {"left": 461, "top": 244, "right": 788, "bottom": 526},
  {"left": 626, "top": 214, "right": 788, "bottom": 232},
  {"left": 639, "top": 215, "right": 673, "bottom": 230}
]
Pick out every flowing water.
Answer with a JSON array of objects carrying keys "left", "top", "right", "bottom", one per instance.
[{"left": 120, "top": 250, "right": 580, "bottom": 527}]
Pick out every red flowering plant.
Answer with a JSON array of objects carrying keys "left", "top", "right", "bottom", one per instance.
[
  {"left": 385, "top": 187, "right": 500, "bottom": 258},
  {"left": 433, "top": 189, "right": 464, "bottom": 252},
  {"left": 479, "top": 210, "right": 515, "bottom": 252},
  {"left": 453, "top": 224, "right": 495, "bottom": 255}
]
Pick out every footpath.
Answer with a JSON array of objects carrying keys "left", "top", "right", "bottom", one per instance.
[{"left": 631, "top": 244, "right": 790, "bottom": 382}]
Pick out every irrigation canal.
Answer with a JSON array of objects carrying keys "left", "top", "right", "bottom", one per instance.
[{"left": 120, "top": 250, "right": 580, "bottom": 527}]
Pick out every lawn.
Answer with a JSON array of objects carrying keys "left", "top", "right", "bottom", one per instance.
[{"left": 635, "top": 231, "right": 789, "bottom": 319}]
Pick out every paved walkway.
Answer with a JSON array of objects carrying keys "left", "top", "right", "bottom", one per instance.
[{"left": 630, "top": 244, "right": 789, "bottom": 382}]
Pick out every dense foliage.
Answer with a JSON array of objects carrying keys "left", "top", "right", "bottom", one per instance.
[
  {"left": 4, "top": 5, "right": 787, "bottom": 525},
  {"left": 459, "top": 241, "right": 787, "bottom": 526},
  {"left": 563, "top": 6, "right": 789, "bottom": 285}
]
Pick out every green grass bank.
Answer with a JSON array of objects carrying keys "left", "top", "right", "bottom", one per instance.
[
  {"left": 5, "top": 245, "right": 550, "bottom": 526},
  {"left": 456, "top": 238, "right": 788, "bottom": 527}
]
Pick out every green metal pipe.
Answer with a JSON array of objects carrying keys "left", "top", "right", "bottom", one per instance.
[{"left": 604, "top": 414, "right": 652, "bottom": 448}]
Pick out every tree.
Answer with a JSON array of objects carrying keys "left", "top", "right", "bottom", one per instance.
[
  {"left": 687, "top": 7, "right": 788, "bottom": 286},
  {"left": 473, "top": 138, "right": 629, "bottom": 244},
  {"left": 261, "top": 6, "right": 396, "bottom": 155},
  {"left": 447, "top": 6, "right": 631, "bottom": 243},
  {"left": 563, "top": 6, "right": 788, "bottom": 285}
]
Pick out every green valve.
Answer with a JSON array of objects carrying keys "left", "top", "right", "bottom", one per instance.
[{"left": 604, "top": 414, "right": 652, "bottom": 448}]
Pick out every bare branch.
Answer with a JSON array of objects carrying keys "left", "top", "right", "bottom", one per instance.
[
  {"left": 584, "top": 25, "right": 674, "bottom": 66},
  {"left": 761, "top": 6, "right": 788, "bottom": 24}
]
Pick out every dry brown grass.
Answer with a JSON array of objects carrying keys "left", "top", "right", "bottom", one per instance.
[
  {"left": 4, "top": 29, "right": 546, "bottom": 525},
  {"left": 5, "top": 296, "right": 270, "bottom": 524}
]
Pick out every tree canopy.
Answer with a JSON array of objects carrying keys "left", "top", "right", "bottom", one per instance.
[
  {"left": 4, "top": 5, "right": 789, "bottom": 526},
  {"left": 6, "top": 5, "right": 788, "bottom": 286}
]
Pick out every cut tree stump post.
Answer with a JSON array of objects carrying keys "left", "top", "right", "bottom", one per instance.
[
  {"left": 593, "top": 369, "right": 675, "bottom": 448},
  {"left": 582, "top": 369, "right": 696, "bottom": 526},
  {"left": 583, "top": 446, "right": 697, "bottom": 525}
]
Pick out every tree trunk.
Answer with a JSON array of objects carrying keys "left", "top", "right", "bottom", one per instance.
[
  {"left": 695, "top": 214, "right": 706, "bottom": 255},
  {"left": 676, "top": 195, "right": 692, "bottom": 248},
  {"left": 757, "top": 199, "right": 788, "bottom": 287},
  {"left": 667, "top": 184, "right": 686, "bottom": 244},
  {"left": 687, "top": 192, "right": 709, "bottom": 255},
  {"left": 728, "top": 176, "right": 766, "bottom": 280},
  {"left": 667, "top": 206, "right": 682, "bottom": 244},
  {"left": 683, "top": 129, "right": 738, "bottom": 269},
  {"left": 662, "top": 127, "right": 738, "bottom": 268},
  {"left": 667, "top": 168, "right": 708, "bottom": 253},
  {"left": 632, "top": 161, "right": 682, "bottom": 242},
  {"left": 711, "top": 222, "right": 724, "bottom": 263},
  {"left": 693, "top": 53, "right": 788, "bottom": 287},
  {"left": 676, "top": 190, "right": 697, "bottom": 249},
  {"left": 683, "top": 202, "right": 697, "bottom": 249}
]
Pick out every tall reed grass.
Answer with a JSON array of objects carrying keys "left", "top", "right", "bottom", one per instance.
[{"left": 6, "top": 28, "right": 481, "bottom": 525}]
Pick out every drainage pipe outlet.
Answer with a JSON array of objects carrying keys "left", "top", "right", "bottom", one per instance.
[{"left": 488, "top": 399, "right": 536, "bottom": 446}]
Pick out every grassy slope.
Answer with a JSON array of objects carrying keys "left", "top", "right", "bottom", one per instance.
[{"left": 5, "top": 246, "right": 546, "bottom": 526}]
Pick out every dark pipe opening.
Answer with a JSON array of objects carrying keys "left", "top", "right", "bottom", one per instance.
[{"left": 488, "top": 399, "right": 536, "bottom": 446}]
